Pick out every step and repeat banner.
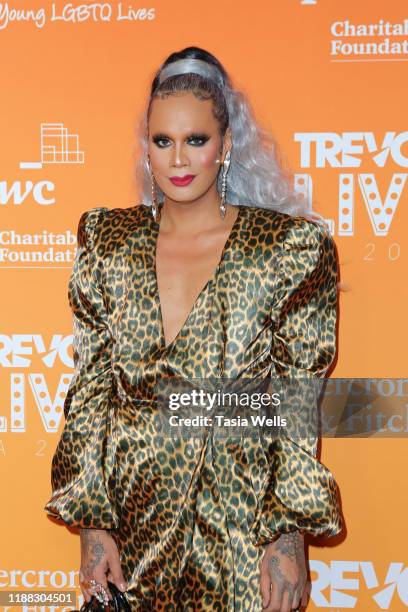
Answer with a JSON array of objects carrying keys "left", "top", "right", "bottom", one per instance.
[{"left": 1, "top": 0, "right": 407, "bottom": 610}]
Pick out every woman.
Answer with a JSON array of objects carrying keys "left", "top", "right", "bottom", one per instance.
[{"left": 44, "top": 46, "right": 343, "bottom": 611}]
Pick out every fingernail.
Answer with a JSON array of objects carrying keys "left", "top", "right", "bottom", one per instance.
[{"left": 119, "top": 582, "right": 127, "bottom": 591}]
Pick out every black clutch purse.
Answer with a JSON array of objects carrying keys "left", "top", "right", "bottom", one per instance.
[{"left": 73, "top": 581, "right": 131, "bottom": 611}]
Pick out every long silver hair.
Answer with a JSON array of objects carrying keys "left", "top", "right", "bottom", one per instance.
[{"left": 135, "top": 47, "right": 324, "bottom": 223}]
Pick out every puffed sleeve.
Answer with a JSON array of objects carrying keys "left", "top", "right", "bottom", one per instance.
[
  {"left": 43, "top": 207, "right": 119, "bottom": 530},
  {"left": 250, "top": 215, "right": 343, "bottom": 545}
]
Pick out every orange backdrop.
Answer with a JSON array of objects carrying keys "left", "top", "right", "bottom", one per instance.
[{"left": 1, "top": 0, "right": 407, "bottom": 610}]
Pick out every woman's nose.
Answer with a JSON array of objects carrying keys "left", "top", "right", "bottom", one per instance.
[{"left": 171, "top": 143, "right": 189, "bottom": 167}]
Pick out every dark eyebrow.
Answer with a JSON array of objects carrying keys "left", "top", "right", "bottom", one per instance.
[
  {"left": 151, "top": 132, "right": 170, "bottom": 140},
  {"left": 151, "top": 131, "right": 210, "bottom": 140}
]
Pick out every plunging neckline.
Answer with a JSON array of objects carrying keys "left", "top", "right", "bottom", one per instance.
[{"left": 152, "top": 204, "right": 243, "bottom": 352}]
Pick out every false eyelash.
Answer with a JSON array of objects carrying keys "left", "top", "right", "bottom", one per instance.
[
  {"left": 152, "top": 133, "right": 210, "bottom": 143},
  {"left": 188, "top": 133, "right": 210, "bottom": 142},
  {"left": 152, "top": 133, "right": 169, "bottom": 143}
]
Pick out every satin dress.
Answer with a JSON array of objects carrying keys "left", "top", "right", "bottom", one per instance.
[{"left": 44, "top": 203, "right": 343, "bottom": 611}]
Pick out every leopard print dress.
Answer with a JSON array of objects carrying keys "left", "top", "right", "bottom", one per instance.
[{"left": 44, "top": 203, "right": 343, "bottom": 611}]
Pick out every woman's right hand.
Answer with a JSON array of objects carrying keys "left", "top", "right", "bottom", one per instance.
[{"left": 79, "top": 528, "right": 128, "bottom": 604}]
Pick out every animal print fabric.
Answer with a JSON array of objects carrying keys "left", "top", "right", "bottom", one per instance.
[{"left": 44, "top": 203, "right": 343, "bottom": 610}]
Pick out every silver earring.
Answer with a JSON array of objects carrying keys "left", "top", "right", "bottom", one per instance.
[
  {"left": 219, "top": 150, "right": 231, "bottom": 219},
  {"left": 147, "top": 158, "right": 161, "bottom": 222}
]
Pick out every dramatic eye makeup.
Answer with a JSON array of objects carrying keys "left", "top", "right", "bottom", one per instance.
[{"left": 152, "top": 132, "right": 210, "bottom": 148}]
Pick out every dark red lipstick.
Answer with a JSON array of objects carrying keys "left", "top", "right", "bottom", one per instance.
[{"left": 169, "top": 175, "right": 196, "bottom": 187}]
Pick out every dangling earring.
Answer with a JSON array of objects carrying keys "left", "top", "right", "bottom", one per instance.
[
  {"left": 147, "top": 157, "right": 161, "bottom": 222},
  {"left": 219, "top": 150, "right": 231, "bottom": 219}
]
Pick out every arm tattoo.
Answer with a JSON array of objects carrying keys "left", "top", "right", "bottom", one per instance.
[
  {"left": 80, "top": 529, "right": 106, "bottom": 573},
  {"left": 275, "top": 531, "right": 304, "bottom": 562}
]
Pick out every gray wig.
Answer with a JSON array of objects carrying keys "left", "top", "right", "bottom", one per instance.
[{"left": 135, "top": 51, "right": 324, "bottom": 223}]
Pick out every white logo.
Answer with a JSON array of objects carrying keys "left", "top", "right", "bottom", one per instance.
[
  {"left": 293, "top": 131, "right": 407, "bottom": 236},
  {"left": 0, "top": 334, "right": 74, "bottom": 433},
  {"left": 311, "top": 560, "right": 408, "bottom": 608},
  {"left": 1, "top": 122, "right": 84, "bottom": 206}
]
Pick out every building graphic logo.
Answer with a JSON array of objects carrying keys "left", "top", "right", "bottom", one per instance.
[{"left": 20, "top": 122, "right": 85, "bottom": 169}]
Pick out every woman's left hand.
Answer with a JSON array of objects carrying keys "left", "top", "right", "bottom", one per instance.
[{"left": 259, "top": 531, "right": 308, "bottom": 611}]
